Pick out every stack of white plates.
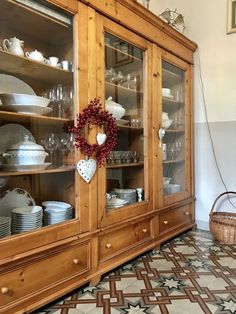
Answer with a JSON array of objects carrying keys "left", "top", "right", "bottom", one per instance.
[
  {"left": 114, "top": 189, "right": 137, "bottom": 204},
  {"left": 42, "top": 201, "right": 73, "bottom": 225},
  {"left": 11, "top": 206, "right": 43, "bottom": 234},
  {"left": 0, "top": 216, "right": 11, "bottom": 238}
]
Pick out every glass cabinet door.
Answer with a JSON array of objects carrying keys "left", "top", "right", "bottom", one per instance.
[
  {"left": 0, "top": 0, "right": 77, "bottom": 240},
  {"left": 161, "top": 58, "right": 191, "bottom": 205},
  {"left": 105, "top": 32, "right": 145, "bottom": 211}
]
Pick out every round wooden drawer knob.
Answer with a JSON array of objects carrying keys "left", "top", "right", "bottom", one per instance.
[
  {"left": 73, "top": 259, "right": 79, "bottom": 265},
  {"left": 1, "top": 287, "right": 9, "bottom": 295},
  {"left": 185, "top": 212, "right": 190, "bottom": 216},
  {"left": 163, "top": 220, "right": 168, "bottom": 225},
  {"left": 105, "top": 243, "right": 112, "bottom": 249},
  {"left": 142, "top": 228, "right": 148, "bottom": 233}
]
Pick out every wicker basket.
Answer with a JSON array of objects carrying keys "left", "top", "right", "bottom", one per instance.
[{"left": 209, "top": 191, "right": 236, "bottom": 245}]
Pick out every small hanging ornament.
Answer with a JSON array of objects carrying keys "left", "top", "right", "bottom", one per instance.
[
  {"left": 96, "top": 133, "right": 107, "bottom": 146},
  {"left": 77, "top": 158, "right": 97, "bottom": 183}
]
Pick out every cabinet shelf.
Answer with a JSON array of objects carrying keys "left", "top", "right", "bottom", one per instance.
[
  {"left": 107, "top": 161, "right": 144, "bottom": 169},
  {"left": 162, "top": 97, "right": 183, "bottom": 104},
  {"left": 0, "top": 50, "right": 73, "bottom": 85},
  {"left": 162, "top": 68, "right": 182, "bottom": 87},
  {"left": 105, "top": 81, "right": 142, "bottom": 95},
  {"left": 105, "top": 44, "right": 142, "bottom": 62},
  {"left": 163, "top": 159, "right": 184, "bottom": 164},
  {"left": 117, "top": 124, "right": 143, "bottom": 131},
  {"left": 0, "top": 165, "right": 75, "bottom": 176},
  {"left": 165, "top": 128, "right": 185, "bottom": 133},
  {"left": 0, "top": 110, "right": 70, "bottom": 124}
]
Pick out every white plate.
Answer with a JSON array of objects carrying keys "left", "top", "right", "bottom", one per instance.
[
  {"left": 0, "top": 123, "right": 35, "bottom": 153},
  {"left": 1, "top": 163, "right": 51, "bottom": 172},
  {"left": 0, "top": 188, "right": 35, "bottom": 217},
  {"left": 0, "top": 104, "right": 52, "bottom": 116},
  {"left": 0, "top": 74, "right": 36, "bottom": 95},
  {"left": 12, "top": 205, "right": 42, "bottom": 214},
  {"left": 42, "top": 201, "right": 72, "bottom": 208}
]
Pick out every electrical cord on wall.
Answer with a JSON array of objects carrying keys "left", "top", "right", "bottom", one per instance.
[{"left": 195, "top": 48, "right": 236, "bottom": 209}]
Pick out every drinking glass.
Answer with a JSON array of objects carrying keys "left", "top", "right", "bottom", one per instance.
[
  {"left": 58, "top": 134, "right": 72, "bottom": 167},
  {"left": 44, "top": 133, "right": 59, "bottom": 166}
]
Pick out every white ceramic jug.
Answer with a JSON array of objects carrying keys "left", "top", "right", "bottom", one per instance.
[{"left": 3, "top": 37, "right": 24, "bottom": 56}]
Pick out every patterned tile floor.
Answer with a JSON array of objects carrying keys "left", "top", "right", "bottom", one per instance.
[{"left": 34, "top": 230, "right": 236, "bottom": 314}]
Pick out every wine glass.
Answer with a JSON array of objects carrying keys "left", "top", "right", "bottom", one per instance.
[
  {"left": 58, "top": 134, "right": 72, "bottom": 167},
  {"left": 44, "top": 133, "right": 59, "bottom": 167}
]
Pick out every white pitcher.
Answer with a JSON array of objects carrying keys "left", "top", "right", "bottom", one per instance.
[{"left": 3, "top": 37, "right": 24, "bottom": 56}]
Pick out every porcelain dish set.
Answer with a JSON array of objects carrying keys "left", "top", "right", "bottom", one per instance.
[
  {"left": 0, "top": 188, "right": 74, "bottom": 238},
  {"left": 1, "top": 36, "right": 72, "bottom": 71}
]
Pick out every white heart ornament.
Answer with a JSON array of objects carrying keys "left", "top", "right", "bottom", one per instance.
[
  {"left": 77, "top": 159, "right": 97, "bottom": 183},
  {"left": 96, "top": 133, "right": 107, "bottom": 145}
]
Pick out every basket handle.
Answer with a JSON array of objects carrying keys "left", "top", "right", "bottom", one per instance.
[{"left": 210, "top": 191, "right": 236, "bottom": 214}]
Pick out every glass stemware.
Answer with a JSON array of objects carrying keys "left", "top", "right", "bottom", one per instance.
[
  {"left": 44, "top": 133, "right": 59, "bottom": 167},
  {"left": 58, "top": 134, "right": 72, "bottom": 167}
]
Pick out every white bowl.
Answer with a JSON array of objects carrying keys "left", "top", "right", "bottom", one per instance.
[
  {"left": 162, "top": 119, "right": 173, "bottom": 129},
  {"left": 105, "top": 97, "right": 125, "bottom": 120},
  {"left": 165, "top": 184, "right": 181, "bottom": 194},
  {"left": 0, "top": 93, "right": 50, "bottom": 108}
]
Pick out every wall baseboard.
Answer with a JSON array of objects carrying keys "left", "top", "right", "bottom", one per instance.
[{"left": 196, "top": 219, "right": 209, "bottom": 231}]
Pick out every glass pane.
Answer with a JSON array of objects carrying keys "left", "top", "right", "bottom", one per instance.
[
  {"left": 0, "top": 0, "right": 76, "bottom": 239},
  {"left": 162, "top": 61, "right": 185, "bottom": 196},
  {"left": 104, "top": 32, "right": 145, "bottom": 211}
]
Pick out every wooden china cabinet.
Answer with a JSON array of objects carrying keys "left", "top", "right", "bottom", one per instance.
[{"left": 0, "top": 0, "right": 197, "bottom": 313}]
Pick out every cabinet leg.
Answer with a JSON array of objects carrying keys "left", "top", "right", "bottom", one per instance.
[{"left": 90, "top": 275, "right": 101, "bottom": 287}]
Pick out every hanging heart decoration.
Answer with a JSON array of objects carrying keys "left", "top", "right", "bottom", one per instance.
[
  {"left": 77, "top": 159, "right": 97, "bottom": 183},
  {"left": 96, "top": 133, "right": 107, "bottom": 146}
]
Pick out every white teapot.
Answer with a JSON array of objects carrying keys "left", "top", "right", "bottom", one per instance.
[
  {"left": 3, "top": 37, "right": 24, "bottom": 56},
  {"left": 25, "top": 50, "right": 46, "bottom": 63}
]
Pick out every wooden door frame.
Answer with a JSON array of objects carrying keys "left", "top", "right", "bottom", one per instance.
[{"left": 96, "top": 15, "right": 154, "bottom": 228}]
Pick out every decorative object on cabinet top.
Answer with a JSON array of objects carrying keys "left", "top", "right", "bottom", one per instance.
[
  {"left": 0, "top": 187, "right": 35, "bottom": 217},
  {"left": 0, "top": 74, "right": 36, "bottom": 95},
  {"left": 105, "top": 97, "right": 125, "bottom": 120},
  {"left": 159, "top": 8, "right": 186, "bottom": 33},
  {"left": 0, "top": 123, "right": 35, "bottom": 154}
]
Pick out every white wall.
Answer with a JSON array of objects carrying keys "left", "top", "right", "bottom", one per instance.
[{"left": 147, "top": 0, "right": 236, "bottom": 229}]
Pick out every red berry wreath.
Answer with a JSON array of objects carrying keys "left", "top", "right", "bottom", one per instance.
[{"left": 68, "top": 98, "right": 118, "bottom": 166}]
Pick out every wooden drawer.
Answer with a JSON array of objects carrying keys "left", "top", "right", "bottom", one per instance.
[
  {"left": 99, "top": 220, "right": 151, "bottom": 261},
  {"left": 0, "top": 241, "right": 90, "bottom": 308},
  {"left": 159, "top": 205, "right": 192, "bottom": 234}
]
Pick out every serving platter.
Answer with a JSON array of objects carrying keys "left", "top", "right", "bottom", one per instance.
[
  {"left": 0, "top": 74, "right": 36, "bottom": 95},
  {"left": 0, "top": 123, "right": 35, "bottom": 153},
  {"left": 1, "top": 162, "right": 51, "bottom": 172},
  {"left": 0, "top": 188, "right": 35, "bottom": 217}
]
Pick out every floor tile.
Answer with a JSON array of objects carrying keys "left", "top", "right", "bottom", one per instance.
[{"left": 34, "top": 230, "right": 236, "bottom": 314}]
